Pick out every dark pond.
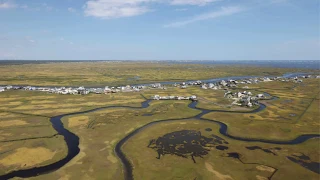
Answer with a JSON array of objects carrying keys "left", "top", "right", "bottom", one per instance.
[
  {"left": 287, "top": 155, "right": 320, "bottom": 174},
  {"left": 216, "top": 145, "right": 229, "bottom": 150},
  {"left": 148, "top": 130, "right": 229, "bottom": 163},
  {"left": 227, "top": 152, "right": 241, "bottom": 159},
  {"left": 246, "top": 146, "right": 277, "bottom": 155}
]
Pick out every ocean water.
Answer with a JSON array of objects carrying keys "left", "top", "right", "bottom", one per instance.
[{"left": 163, "top": 60, "right": 320, "bottom": 69}]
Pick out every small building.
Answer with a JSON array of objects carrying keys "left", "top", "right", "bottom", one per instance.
[
  {"left": 104, "top": 86, "right": 112, "bottom": 93},
  {"left": 257, "top": 94, "right": 264, "bottom": 99},
  {"left": 151, "top": 83, "right": 162, "bottom": 88},
  {"left": 201, "top": 85, "right": 207, "bottom": 89},
  {"left": 77, "top": 87, "right": 89, "bottom": 95},
  {"left": 5, "top": 85, "right": 13, "bottom": 90},
  {"left": 190, "top": 95, "right": 197, "bottom": 101},
  {"left": 153, "top": 95, "right": 160, "bottom": 100}
]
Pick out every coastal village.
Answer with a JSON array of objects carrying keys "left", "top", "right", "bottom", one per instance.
[{"left": 0, "top": 74, "right": 318, "bottom": 108}]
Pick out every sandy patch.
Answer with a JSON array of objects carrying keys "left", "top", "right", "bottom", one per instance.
[
  {"left": 99, "top": 147, "right": 107, "bottom": 152},
  {"left": 107, "top": 150, "right": 117, "bottom": 163},
  {"left": 0, "top": 120, "right": 29, "bottom": 127},
  {"left": 0, "top": 113, "right": 25, "bottom": 119},
  {"left": 256, "top": 175, "right": 268, "bottom": 180},
  {"left": 0, "top": 132, "right": 13, "bottom": 140},
  {"left": 58, "top": 175, "right": 71, "bottom": 180},
  {"left": 110, "top": 139, "right": 118, "bottom": 145},
  {"left": 68, "top": 116, "right": 89, "bottom": 128},
  {"left": 0, "top": 147, "right": 56, "bottom": 168},
  {"left": 103, "top": 140, "right": 118, "bottom": 163},
  {"left": 31, "top": 100, "right": 56, "bottom": 104},
  {"left": 256, "top": 165, "right": 275, "bottom": 172},
  {"left": 180, "top": 122, "right": 187, "bottom": 124},
  {"left": 81, "top": 102, "right": 108, "bottom": 106},
  {"left": 8, "top": 102, "right": 23, "bottom": 106},
  {"left": 205, "top": 162, "right": 234, "bottom": 180},
  {"left": 0, "top": 98, "right": 19, "bottom": 102},
  {"left": 25, "top": 96, "right": 56, "bottom": 100},
  {"left": 125, "top": 128, "right": 134, "bottom": 134}
]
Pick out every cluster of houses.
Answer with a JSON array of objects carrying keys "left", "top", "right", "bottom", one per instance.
[
  {"left": 176, "top": 75, "right": 313, "bottom": 90},
  {"left": 173, "top": 78, "right": 271, "bottom": 90},
  {"left": 0, "top": 85, "right": 148, "bottom": 95},
  {"left": 224, "top": 90, "right": 265, "bottom": 107},
  {"left": 0, "top": 85, "right": 14, "bottom": 92},
  {"left": 0, "top": 74, "right": 318, "bottom": 97},
  {"left": 152, "top": 95, "right": 197, "bottom": 101}
]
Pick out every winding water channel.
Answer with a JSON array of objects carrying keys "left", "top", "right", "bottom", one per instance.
[{"left": 0, "top": 73, "right": 319, "bottom": 180}]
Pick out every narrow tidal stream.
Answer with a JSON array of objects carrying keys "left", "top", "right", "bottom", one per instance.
[
  {"left": 0, "top": 72, "right": 319, "bottom": 179},
  {"left": 1, "top": 97, "right": 319, "bottom": 180}
]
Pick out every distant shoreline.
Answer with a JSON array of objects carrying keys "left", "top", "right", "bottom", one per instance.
[{"left": 0, "top": 60, "right": 319, "bottom": 69}]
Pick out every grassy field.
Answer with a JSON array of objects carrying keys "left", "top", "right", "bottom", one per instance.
[
  {"left": 123, "top": 120, "right": 319, "bottom": 180},
  {"left": 0, "top": 90, "right": 147, "bottom": 177},
  {"left": 0, "top": 136, "right": 67, "bottom": 176},
  {"left": 0, "top": 91, "right": 146, "bottom": 117},
  {"left": 0, "top": 62, "right": 318, "bottom": 179},
  {"left": 0, "top": 61, "right": 314, "bottom": 86},
  {"left": 202, "top": 78, "right": 320, "bottom": 140},
  {"left": 29, "top": 100, "right": 200, "bottom": 180},
  {"left": 142, "top": 86, "right": 260, "bottom": 111}
]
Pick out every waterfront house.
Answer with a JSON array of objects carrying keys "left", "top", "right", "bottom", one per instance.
[
  {"left": 201, "top": 85, "right": 208, "bottom": 89},
  {"left": 95, "top": 88, "right": 104, "bottom": 94},
  {"left": 5, "top": 85, "right": 13, "bottom": 90},
  {"left": 153, "top": 95, "right": 160, "bottom": 100},
  {"left": 208, "top": 83, "right": 214, "bottom": 88},
  {"left": 151, "top": 83, "right": 162, "bottom": 88},
  {"left": 190, "top": 95, "right": 197, "bottom": 101},
  {"left": 77, "top": 87, "right": 89, "bottom": 95},
  {"left": 257, "top": 94, "right": 265, "bottom": 99}
]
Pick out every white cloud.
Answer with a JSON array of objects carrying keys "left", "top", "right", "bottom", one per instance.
[
  {"left": 0, "top": 1, "right": 56, "bottom": 11},
  {"left": 68, "top": 7, "right": 76, "bottom": 13},
  {"left": 0, "top": 1, "right": 16, "bottom": 9},
  {"left": 175, "top": 8, "right": 188, "bottom": 11},
  {"left": 164, "top": 6, "right": 245, "bottom": 27},
  {"left": 83, "top": 0, "right": 223, "bottom": 19},
  {"left": 84, "top": 0, "right": 155, "bottom": 19},
  {"left": 170, "top": 0, "right": 220, "bottom": 6},
  {"left": 270, "top": 0, "right": 288, "bottom": 4},
  {"left": 20, "top": 5, "right": 28, "bottom": 9},
  {"left": 41, "top": 3, "right": 53, "bottom": 11},
  {"left": 25, "top": 36, "right": 36, "bottom": 43}
]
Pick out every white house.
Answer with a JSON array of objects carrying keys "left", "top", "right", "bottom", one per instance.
[{"left": 6, "top": 85, "right": 13, "bottom": 90}]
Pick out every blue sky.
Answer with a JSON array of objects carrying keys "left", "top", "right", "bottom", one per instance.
[{"left": 0, "top": 0, "right": 319, "bottom": 60}]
